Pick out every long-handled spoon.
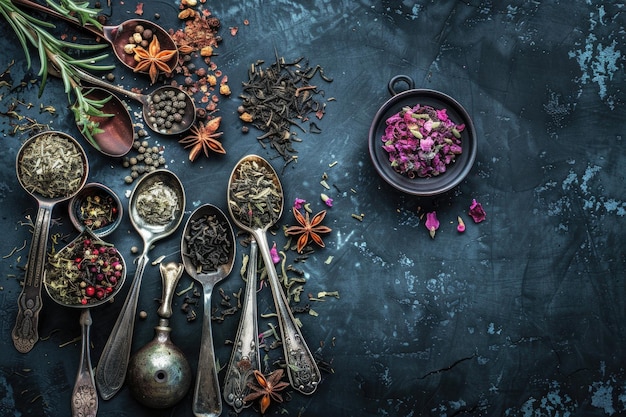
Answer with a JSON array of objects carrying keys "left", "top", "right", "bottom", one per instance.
[
  {"left": 180, "top": 204, "right": 236, "bottom": 417},
  {"left": 12, "top": 131, "right": 88, "bottom": 353},
  {"left": 43, "top": 228, "right": 127, "bottom": 417},
  {"left": 223, "top": 238, "right": 260, "bottom": 412},
  {"left": 227, "top": 155, "right": 321, "bottom": 395},
  {"left": 12, "top": 0, "right": 178, "bottom": 73},
  {"left": 95, "top": 169, "right": 185, "bottom": 400}
]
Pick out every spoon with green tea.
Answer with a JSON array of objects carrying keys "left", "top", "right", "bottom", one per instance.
[
  {"left": 95, "top": 169, "right": 185, "bottom": 400},
  {"left": 227, "top": 155, "right": 321, "bottom": 395},
  {"left": 12, "top": 131, "right": 89, "bottom": 353},
  {"left": 181, "top": 204, "right": 236, "bottom": 417}
]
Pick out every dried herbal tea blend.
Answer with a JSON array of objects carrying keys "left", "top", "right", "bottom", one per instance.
[
  {"left": 182, "top": 213, "right": 232, "bottom": 274},
  {"left": 75, "top": 190, "right": 120, "bottom": 231},
  {"left": 17, "top": 133, "right": 85, "bottom": 199},
  {"left": 229, "top": 159, "right": 281, "bottom": 228},
  {"left": 135, "top": 180, "right": 180, "bottom": 226},
  {"left": 46, "top": 233, "right": 124, "bottom": 306},
  {"left": 239, "top": 54, "right": 333, "bottom": 160}
]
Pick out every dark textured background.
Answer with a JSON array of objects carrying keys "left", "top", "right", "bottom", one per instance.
[{"left": 0, "top": 0, "right": 624, "bottom": 416}]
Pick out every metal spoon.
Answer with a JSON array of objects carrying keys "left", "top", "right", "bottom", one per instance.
[
  {"left": 70, "top": 66, "right": 196, "bottom": 136},
  {"left": 13, "top": 0, "right": 178, "bottom": 74},
  {"left": 12, "top": 131, "right": 89, "bottom": 353},
  {"left": 43, "top": 228, "right": 127, "bottom": 417},
  {"left": 227, "top": 155, "right": 321, "bottom": 395},
  {"left": 95, "top": 169, "right": 185, "bottom": 400},
  {"left": 180, "top": 204, "right": 236, "bottom": 417},
  {"left": 223, "top": 238, "right": 260, "bottom": 412}
]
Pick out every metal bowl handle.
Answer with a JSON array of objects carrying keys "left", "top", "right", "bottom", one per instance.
[{"left": 388, "top": 75, "right": 415, "bottom": 96}]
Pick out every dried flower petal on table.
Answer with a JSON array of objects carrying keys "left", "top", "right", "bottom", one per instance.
[
  {"left": 294, "top": 198, "right": 306, "bottom": 210},
  {"left": 243, "top": 369, "right": 290, "bottom": 414},
  {"left": 133, "top": 36, "right": 177, "bottom": 84},
  {"left": 425, "top": 211, "right": 439, "bottom": 239},
  {"left": 469, "top": 199, "right": 486, "bottom": 223},
  {"left": 285, "top": 207, "right": 332, "bottom": 253},
  {"left": 457, "top": 216, "right": 466, "bottom": 233},
  {"left": 179, "top": 117, "right": 225, "bottom": 161}
]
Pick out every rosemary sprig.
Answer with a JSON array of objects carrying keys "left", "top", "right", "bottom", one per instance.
[{"left": 0, "top": 0, "right": 114, "bottom": 149}]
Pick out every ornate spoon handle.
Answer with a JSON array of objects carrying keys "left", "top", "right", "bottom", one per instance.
[
  {"left": 254, "top": 230, "right": 321, "bottom": 395},
  {"left": 72, "top": 309, "right": 97, "bottom": 417},
  {"left": 223, "top": 239, "right": 260, "bottom": 412}
]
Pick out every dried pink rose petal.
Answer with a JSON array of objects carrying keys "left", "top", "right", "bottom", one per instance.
[
  {"left": 469, "top": 199, "right": 486, "bottom": 223},
  {"left": 425, "top": 211, "right": 439, "bottom": 239},
  {"left": 270, "top": 242, "right": 280, "bottom": 264},
  {"left": 293, "top": 198, "right": 306, "bottom": 210}
]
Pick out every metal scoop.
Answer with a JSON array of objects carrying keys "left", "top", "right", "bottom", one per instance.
[
  {"left": 12, "top": 131, "right": 89, "bottom": 353},
  {"left": 227, "top": 155, "right": 321, "bottom": 395},
  {"left": 95, "top": 169, "right": 185, "bottom": 400},
  {"left": 180, "top": 204, "right": 236, "bottom": 417}
]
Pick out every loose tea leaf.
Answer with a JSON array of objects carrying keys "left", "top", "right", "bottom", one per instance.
[
  {"left": 229, "top": 159, "right": 281, "bottom": 229},
  {"left": 239, "top": 53, "right": 333, "bottom": 160},
  {"left": 182, "top": 213, "right": 232, "bottom": 274},
  {"left": 135, "top": 181, "right": 180, "bottom": 226},
  {"left": 17, "top": 133, "right": 85, "bottom": 199}
]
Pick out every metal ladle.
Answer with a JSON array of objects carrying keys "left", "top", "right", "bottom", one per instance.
[
  {"left": 180, "top": 204, "right": 236, "bottom": 417},
  {"left": 69, "top": 66, "right": 196, "bottom": 136},
  {"left": 43, "top": 228, "right": 127, "bottom": 417},
  {"left": 227, "top": 155, "right": 321, "bottom": 395},
  {"left": 95, "top": 169, "right": 185, "bottom": 400},
  {"left": 223, "top": 238, "right": 260, "bottom": 412},
  {"left": 12, "top": 131, "right": 89, "bottom": 353},
  {"left": 12, "top": 0, "right": 178, "bottom": 74}
]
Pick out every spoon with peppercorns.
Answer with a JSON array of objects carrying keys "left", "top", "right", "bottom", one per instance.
[{"left": 44, "top": 228, "right": 127, "bottom": 417}]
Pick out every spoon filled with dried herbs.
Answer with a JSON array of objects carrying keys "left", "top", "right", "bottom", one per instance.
[
  {"left": 227, "top": 155, "right": 321, "bottom": 395},
  {"left": 12, "top": 131, "right": 89, "bottom": 353},
  {"left": 44, "top": 228, "right": 126, "bottom": 417},
  {"left": 180, "top": 203, "right": 236, "bottom": 417},
  {"left": 95, "top": 169, "right": 185, "bottom": 400}
]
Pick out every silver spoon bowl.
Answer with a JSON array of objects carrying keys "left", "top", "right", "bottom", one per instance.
[
  {"left": 181, "top": 204, "right": 236, "bottom": 417},
  {"left": 227, "top": 155, "right": 321, "bottom": 395},
  {"left": 95, "top": 169, "right": 185, "bottom": 400},
  {"left": 12, "top": 131, "right": 89, "bottom": 353}
]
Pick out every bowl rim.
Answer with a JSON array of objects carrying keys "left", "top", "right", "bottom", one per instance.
[{"left": 368, "top": 86, "right": 477, "bottom": 196}]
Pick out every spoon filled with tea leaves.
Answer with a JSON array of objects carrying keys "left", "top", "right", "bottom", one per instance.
[
  {"left": 181, "top": 204, "right": 236, "bottom": 417},
  {"left": 227, "top": 155, "right": 321, "bottom": 395}
]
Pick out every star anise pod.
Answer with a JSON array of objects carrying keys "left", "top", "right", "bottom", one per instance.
[
  {"left": 285, "top": 207, "right": 332, "bottom": 253},
  {"left": 179, "top": 116, "right": 225, "bottom": 161},
  {"left": 243, "top": 369, "right": 290, "bottom": 414},
  {"left": 133, "top": 36, "right": 177, "bottom": 84}
]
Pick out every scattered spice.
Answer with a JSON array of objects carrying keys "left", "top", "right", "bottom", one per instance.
[
  {"left": 239, "top": 53, "right": 333, "bottom": 160},
  {"left": 121, "top": 134, "right": 167, "bottom": 184},
  {"left": 285, "top": 207, "right": 332, "bottom": 253},
  {"left": 469, "top": 199, "right": 486, "bottom": 223},
  {"left": 382, "top": 104, "right": 465, "bottom": 178},
  {"left": 425, "top": 211, "right": 439, "bottom": 239},
  {"left": 228, "top": 159, "right": 282, "bottom": 229},
  {"left": 17, "top": 132, "right": 85, "bottom": 199},
  {"left": 320, "top": 193, "right": 333, "bottom": 208},
  {"left": 182, "top": 213, "right": 232, "bottom": 274},
  {"left": 135, "top": 181, "right": 180, "bottom": 226},
  {"left": 178, "top": 116, "right": 225, "bottom": 161},
  {"left": 45, "top": 231, "right": 124, "bottom": 306},
  {"left": 243, "top": 369, "right": 290, "bottom": 414}
]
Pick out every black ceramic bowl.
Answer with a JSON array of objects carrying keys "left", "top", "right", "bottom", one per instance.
[{"left": 368, "top": 75, "right": 477, "bottom": 196}]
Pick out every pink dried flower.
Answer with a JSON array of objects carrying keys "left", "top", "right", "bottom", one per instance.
[
  {"left": 469, "top": 199, "right": 486, "bottom": 223},
  {"left": 321, "top": 193, "right": 333, "bottom": 207},
  {"left": 294, "top": 198, "right": 306, "bottom": 210},
  {"left": 456, "top": 216, "right": 466, "bottom": 232},
  {"left": 425, "top": 211, "right": 439, "bottom": 239},
  {"left": 270, "top": 242, "right": 280, "bottom": 264}
]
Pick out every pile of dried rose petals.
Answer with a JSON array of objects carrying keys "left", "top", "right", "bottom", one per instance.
[{"left": 382, "top": 104, "right": 465, "bottom": 178}]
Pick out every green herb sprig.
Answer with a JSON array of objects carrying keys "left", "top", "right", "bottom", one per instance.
[{"left": 0, "top": 0, "right": 114, "bottom": 148}]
